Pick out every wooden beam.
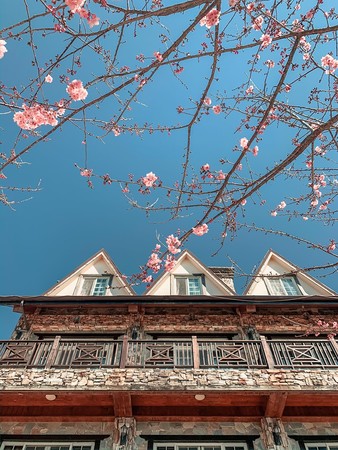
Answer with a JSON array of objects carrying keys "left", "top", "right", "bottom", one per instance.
[
  {"left": 136, "top": 416, "right": 261, "bottom": 422},
  {"left": 265, "top": 392, "right": 287, "bottom": 418},
  {"left": 114, "top": 393, "right": 132, "bottom": 417},
  {"left": 0, "top": 416, "right": 114, "bottom": 422}
]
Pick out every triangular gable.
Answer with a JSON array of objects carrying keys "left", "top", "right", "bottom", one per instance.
[
  {"left": 244, "top": 249, "right": 336, "bottom": 296},
  {"left": 45, "top": 249, "right": 135, "bottom": 296},
  {"left": 145, "top": 249, "right": 235, "bottom": 295}
]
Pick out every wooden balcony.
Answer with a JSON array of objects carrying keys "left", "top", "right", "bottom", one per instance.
[{"left": 1, "top": 337, "right": 338, "bottom": 370}]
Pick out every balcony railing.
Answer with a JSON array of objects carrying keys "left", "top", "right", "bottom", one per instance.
[{"left": 1, "top": 337, "right": 338, "bottom": 370}]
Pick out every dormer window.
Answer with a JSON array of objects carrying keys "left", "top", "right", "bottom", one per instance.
[
  {"left": 175, "top": 276, "right": 203, "bottom": 295},
  {"left": 265, "top": 276, "right": 302, "bottom": 296},
  {"left": 78, "top": 276, "right": 111, "bottom": 296}
]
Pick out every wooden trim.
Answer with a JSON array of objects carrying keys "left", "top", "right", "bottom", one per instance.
[
  {"left": 45, "top": 335, "right": 61, "bottom": 369},
  {"left": 260, "top": 335, "right": 274, "bottom": 369},
  {"left": 120, "top": 335, "right": 129, "bottom": 368},
  {"left": 192, "top": 336, "right": 200, "bottom": 369}
]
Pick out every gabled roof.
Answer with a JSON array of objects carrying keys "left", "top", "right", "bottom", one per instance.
[
  {"left": 244, "top": 249, "right": 336, "bottom": 296},
  {"left": 145, "top": 249, "right": 236, "bottom": 295},
  {"left": 44, "top": 249, "right": 135, "bottom": 296}
]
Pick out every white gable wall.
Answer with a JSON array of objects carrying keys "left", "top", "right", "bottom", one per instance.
[
  {"left": 247, "top": 254, "right": 334, "bottom": 296},
  {"left": 46, "top": 255, "right": 131, "bottom": 296},
  {"left": 148, "top": 255, "right": 232, "bottom": 296}
]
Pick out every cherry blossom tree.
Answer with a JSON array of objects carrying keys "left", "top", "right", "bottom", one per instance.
[{"left": 0, "top": 0, "right": 337, "bottom": 281}]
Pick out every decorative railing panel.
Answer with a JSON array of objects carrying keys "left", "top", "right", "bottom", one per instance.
[
  {"left": 268, "top": 339, "right": 338, "bottom": 368},
  {"left": 1, "top": 338, "right": 338, "bottom": 370},
  {"left": 198, "top": 340, "right": 266, "bottom": 368},
  {"left": 126, "top": 340, "right": 193, "bottom": 368}
]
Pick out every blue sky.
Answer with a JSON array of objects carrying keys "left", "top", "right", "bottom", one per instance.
[{"left": 1, "top": 0, "right": 337, "bottom": 339}]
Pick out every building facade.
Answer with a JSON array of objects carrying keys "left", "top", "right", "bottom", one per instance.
[{"left": 1, "top": 249, "right": 338, "bottom": 450}]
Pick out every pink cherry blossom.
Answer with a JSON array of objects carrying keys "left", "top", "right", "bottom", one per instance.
[
  {"left": 192, "top": 223, "right": 209, "bottom": 236},
  {"left": 199, "top": 9, "right": 221, "bottom": 28},
  {"left": 164, "top": 255, "right": 176, "bottom": 272},
  {"left": 87, "top": 14, "right": 100, "bottom": 28},
  {"left": 66, "top": 80, "right": 88, "bottom": 101},
  {"left": 241, "top": 199, "right": 247, "bottom": 206},
  {"left": 45, "top": 74, "right": 53, "bottom": 83},
  {"left": 147, "top": 252, "right": 162, "bottom": 273},
  {"left": 0, "top": 173, "right": 7, "bottom": 179},
  {"left": 246, "top": 85, "right": 254, "bottom": 95},
  {"left": 13, "top": 103, "right": 62, "bottom": 130},
  {"left": 246, "top": 3, "right": 255, "bottom": 12},
  {"left": 229, "top": 0, "right": 239, "bottom": 6},
  {"left": 142, "top": 275, "right": 153, "bottom": 283},
  {"left": 271, "top": 211, "right": 277, "bottom": 217},
  {"left": 204, "top": 97, "right": 212, "bottom": 106},
  {"left": 216, "top": 170, "right": 226, "bottom": 180},
  {"left": 278, "top": 201, "right": 286, "bottom": 209},
  {"left": 321, "top": 54, "right": 338, "bottom": 74},
  {"left": 80, "top": 168, "right": 92, "bottom": 177},
  {"left": 0, "top": 40, "right": 7, "bottom": 59},
  {"left": 252, "top": 145, "right": 259, "bottom": 156},
  {"left": 65, "top": 0, "right": 86, "bottom": 13},
  {"left": 260, "top": 34, "right": 272, "bottom": 48},
  {"left": 327, "top": 240, "right": 336, "bottom": 252},
  {"left": 265, "top": 59, "right": 275, "bottom": 68},
  {"left": 252, "top": 16, "right": 263, "bottom": 31},
  {"left": 201, "top": 163, "right": 210, "bottom": 172},
  {"left": 302, "top": 216, "right": 309, "bottom": 221},
  {"left": 166, "top": 234, "right": 181, "bottom": 254},
  {"left": 154, "top": 51, "right": 163, "bottom": 62},
  {"left": 240, "top": 137, "right": 248, "bottom": 148},
  {"left": 142, "top": 171, "right": 158, "bottom": 187},
  {"left": 212, "top": 105, "right": 222, "bottom": 114},
  {"left": 78, "top": 8, "right": 89, "bottom": 18}
]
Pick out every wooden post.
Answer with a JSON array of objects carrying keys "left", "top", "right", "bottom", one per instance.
[
  {"left": 260, "top": 335, "right": 275, "bottom": 369},
  {"left": 192, "top": 335, "right": 200, "bottom": 369},
  {"left": 120, "top": 335, "right": 129, "bottom": 368},
  {"left": 45, "top": 335, "right": 61, "bottom": 369}
]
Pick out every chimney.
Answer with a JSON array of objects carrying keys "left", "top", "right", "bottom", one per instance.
[{"left": 209, "top": 267, "right": 235, "bottom": 292}]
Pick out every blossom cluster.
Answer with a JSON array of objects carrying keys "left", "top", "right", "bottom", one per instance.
[
  {"left": 321, "top": 54, "right": 338, "bottom": 74},
  {"left": 146, "top": 252, "right": 162, "bottom": 273},
  {"left": 192, "top": 223, "right": 209, "bottom": 236},
  {"left": 64, "top": 0, "right": 100, "bottom": 27},
  {"left": 66, "top": 80, "right": 88, "bottom": 101},
  {"left": 166, "top": 234, "right": 181, "bottom": 254},
  {"left": 271, "top": 200, "right": 286, "bottom": 217},
  {"left": 0, "top": 40, "right": 7, "bottom": 59},
  {"left": 200, "top": 9, "right": 220, "bottom": 28},
  {"left": 13, "top": 103, "right": 64, "bottom": 130}
]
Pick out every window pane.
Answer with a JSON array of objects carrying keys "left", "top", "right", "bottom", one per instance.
[
  {"left": 282, "top": 277, "right": 300, "bottom": 295},
  {"left": 267, "top": 278, "right": 285, "bottom": 295},
  {"left": 188, "top": 278, "right": 202, "bottom": 295},
  {"left": 93, "top": 278, "right": 108, "bottom": 296},
  {"left": 176, "top": 278, "right": 187, "bottom": 295},
  {"left": 81, "top": 278, "right": 94, "bottom": 295}
]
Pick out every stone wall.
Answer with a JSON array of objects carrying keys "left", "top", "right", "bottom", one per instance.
[{"left": 1, "top": 367, "right": 338, "bottom": 390}]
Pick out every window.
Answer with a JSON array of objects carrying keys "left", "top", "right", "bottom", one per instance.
[
  {"left": 175, "top": 276, "right": 203, "bottom": 295},
  {"left": 78, "top": 276, "right": 110, "bottom": 296},
  {"left": 154, "top": 444, "right": 248, "bottom": 450},
  {"left": 305, "top": 444, "right": 338, "bottom": 450},
  {"left": 265, "top": 276, "right": 301, "bottom": 295},
  {"left": 1, "top": 443, "right": 94, "bottom": 450}
]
